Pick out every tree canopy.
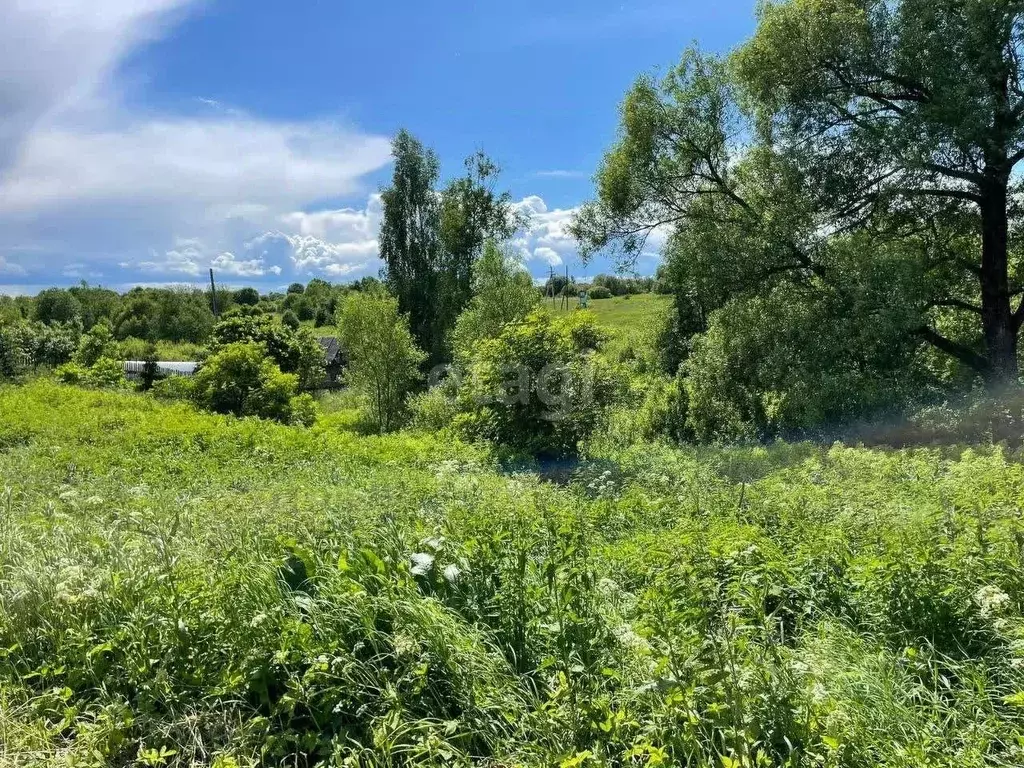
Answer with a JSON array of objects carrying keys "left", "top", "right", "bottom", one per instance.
[{"left": 573, "top": 0, "right": 1024, "bottom": 410}]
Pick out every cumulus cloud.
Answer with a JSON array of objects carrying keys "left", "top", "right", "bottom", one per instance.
[
  {"left": 510, "top": 195, "right": 581, "bottom": 268},
  {"left": 0, "top": 0, "right": 391, "bottom": 285},
  {"left": 133, "top": 239, "right": 282, "bottom": 278},
  {"left": 531, "top": 247, "right": 564, "bottom": 267}
]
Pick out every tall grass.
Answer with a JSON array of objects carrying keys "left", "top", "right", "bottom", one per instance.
[{"left": 1, "top": 381, "right": 1023, "bottom": 766}]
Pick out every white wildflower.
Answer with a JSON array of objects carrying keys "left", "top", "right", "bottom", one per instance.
[{"left": 974, "top": 584, "right": 1011, "bottom": 618}]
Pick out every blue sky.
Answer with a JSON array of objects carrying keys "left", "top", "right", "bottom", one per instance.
[{"left": 0, "top": 0, "right": 757, "bottom": 294}]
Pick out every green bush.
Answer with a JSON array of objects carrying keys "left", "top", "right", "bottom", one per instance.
[
  {"left": 55, "top": 357, "right": 127, "bottom": 389},
  {"left": 407, "top": 379, "right": 460, "bottom": 432},
  {"left": 339, "top": 292, "right": 426, "bottom": 434},
  {"left": 75, "top": 321, "right": 119, "bottom": 367},
  {"left": 151, "top": 374, "right": 195, "bottom": 401},
  {"left": 191, "top": 342, "right": 298, "bottom": 422},
  {"left": 559, "top": 309, "right": 610, "bottom": 352},
  {"left": 450, "top": 241, "right": 539, "bottom": 362},
  {"left": 599, "top": 372, "right": 690, "bottom": 447},
  {"left": 0, "top": 323, "right": 34, "bottom": 378},
  {"left": 211, "top": 314, "right": 324, "bottom": 389},
  {"left": 682, "top": 283, "right": 925, "bottom": 442},
  {"left": 287, "top": 392, "right": 320, "bottom": 427},
  {"left": 454, "top": 310, "right": 624, "bottom": 456},
  {"left": 588, "top": 285, "right": 613, "bottom": 300}
]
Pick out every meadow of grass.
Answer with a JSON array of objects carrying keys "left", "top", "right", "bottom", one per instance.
[
  {"left": 2, "top": 379, "right": 1024, "bottom": 766},
  {"left": 544, "top": 293, "right": 671, "bottom": 362}
]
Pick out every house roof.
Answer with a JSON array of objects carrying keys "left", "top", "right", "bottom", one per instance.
[{"left": 318, "top": 336, "right": 342, "bottom": 364}]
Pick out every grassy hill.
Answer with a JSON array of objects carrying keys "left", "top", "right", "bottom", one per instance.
[
  {"left": 544, "top": 292, "right": 672, "bottom": 360},
  {"left": 2, "top": 380, "right": 1023, "bottom": 765}
]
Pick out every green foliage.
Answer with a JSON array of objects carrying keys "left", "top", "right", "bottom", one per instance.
[
  {"left": 453, "top": 310, "right": 624, "bottom": 456},
  {"left": 112, "top": 288, "right": 214, "bottom": 344},
  {"left": 379, "top": 130, "right": 443, "bottom": 362},
  {"left": 3, "top": 382, "right": 1024, "bottom": 765},
  {"left": 338, "top": 292, "right": 426, "bottom": 433},
  {"left": 287, "top": 392, "right": 320, "bottom": 428},
  {"left": 437, "top": 153, "right": 523, "bottom": 353},
  {"left": 211, "top": 314, "right": 324, "bottom": 390},
  {"left": 0, "top": 324, "right": 35, "bottom": 378},
  {"left": 407, "top": 379, "right": 460, "bottom": 433},
  {"left": 68, "top": 283, "right": 121, "bottom": 329},
  {"left": 55, "top": 356, "right": 127, "bottom": 389},
  {"left": 573, "top": 8, "right": 1024, "bottom": 433},
  {"left": 381, "top": 131, "right": 520, "bottom": 364},
  {"left": 151, "top": 374, "right": 195, "bottom": 401},
  {"left": 587, "top": 285, "right": 612, "bottom": 300},
  {"left": 590, "top": 274, "right": 653, "bottom": 296},
  {"left": 34, "top": 287, "right": 82, "bottom": 324},
  {"left": 191, "top": 342, "right": 298, "bottom": 422},
  {"left": 233, "top": 287, "right": 260, "bottom": 306},
  {"left": 281, "top": 309, "right": 300, "bottom": 331},
  {"left": 450, "top": 240, "right": 539, "bottom": 361},
  {"left": 75, "top": 322, "right": 119, "bottom": 367},
  {"left": 682, "top": 273, "right": 930, "bottom": 441},
  {"left": 0, "top": 320, "right": 80, "bottom": 377}
]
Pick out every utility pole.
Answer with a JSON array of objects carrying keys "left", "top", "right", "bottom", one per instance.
[{"left": 209, "top": 268, "right": 220, "bottom": 318}]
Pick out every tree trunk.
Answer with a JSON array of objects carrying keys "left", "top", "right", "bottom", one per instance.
[{"left": 979, "top": 174, "right": 1018, "bottom": 384}]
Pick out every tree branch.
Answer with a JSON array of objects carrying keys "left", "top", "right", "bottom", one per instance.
[{"left": 916, "top": 326, "right": 990, "bottom": 373}]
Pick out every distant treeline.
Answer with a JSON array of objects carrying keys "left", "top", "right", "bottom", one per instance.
[
  {"left": 0, "top": 277, "right": 385, "bottom": 345},
  {"left": 542, "top": 272, "right": 669, "bottom": 300}
]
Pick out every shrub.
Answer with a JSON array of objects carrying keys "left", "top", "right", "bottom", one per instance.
[
  {"left": 89, "top": 357, "right": 128, "bottom": 388},
  {"left": 75, "top": 322, "right": 119, "bottom": 367},
  {"left": 151, "top": 375, "right": 195, "bottom": 401},
  {"left": 54, "top": 362, "right": 89, "bottom": 385},
  {"left": 450, "top": 241, "right": 539, "bottom": 361},
  {"left": 191, "top": 342, "right": 298, "bottom": 422},
  {"left": 559, "top": 309, "right": 609, "bottom": 352},
  {"left": 233, "top": 287, "right": 260, "bottom": 306},
  {"left": 408, "top": 380, "right": 460, "bottom": 432},
  {"left": 0, "top": 323, "right": 35, "bottom": 378},
  {"left": 55, "top": 357, "right": 127, "bottom": 389},
  {"left": 453, "top": 310, "right": 624, "bottom": 456},
  {"left": 1, "top": 320, "right": 80, "bottom": 377},
  {"left": 339, "top": 293, "right": 426, "bottom": 433},
  {"left": 281, "top": 309, "right": 300, "bottom": 330},
  {"left": 34, "top": 288, "right": 82, "bottom": 324},
  {"left": 600, "top": 373, "right": 691, "bottom": 447},
  {"left": 287, "top": 393, "right": 320, "bottom": 427},
  {"left": 588, "top": 285, "right": 612, "bottom": 300},
  {"left": 211, "top": 314, "right": 324, "bottom": 389}
]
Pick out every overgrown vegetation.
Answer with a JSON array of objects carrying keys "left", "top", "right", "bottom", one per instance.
[
  {"left": 2, "top": 381, "right": 1024, "bottom": 767},
  {"left": 8, "top": 3, "right": 1024, "bottom": 763}
]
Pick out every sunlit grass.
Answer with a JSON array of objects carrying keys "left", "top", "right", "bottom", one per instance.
[{"left": 1, "top": 379, "right": 1022, "bottom": 766}]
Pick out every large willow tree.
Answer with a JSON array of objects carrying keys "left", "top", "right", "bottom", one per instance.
[{"left": 574, "top": 0, "right": 1024, "bottom": 385}]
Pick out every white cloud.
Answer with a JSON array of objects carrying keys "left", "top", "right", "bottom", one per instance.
[
  {"left": 0, "top": 256, "right": 27, "bottom": 276},
  {"left": 533, "top": 170, "right": 587, "bottom": 179},
  {"left": 0, "top": 0, "right": 391, "bottom": 284},
  {"left": 510, "top": 196, "right": 582, "bottom": 269},
  {"left": 132, "top": 239, "right": 281, "bottom": 278},
  {"left": 212, "top": 251, "right": 282, "bottom": 278},
  {"left": 531, "top": 247, "right": 564, "bottom": 267}
]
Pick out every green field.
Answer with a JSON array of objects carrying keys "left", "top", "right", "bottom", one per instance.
[
  {"left": 544, "top": 293, "right": 672, "bottom": 360},
  {"left": 2, "top": 380, "right": 1024, "bottom": 766}
]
